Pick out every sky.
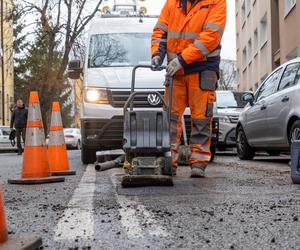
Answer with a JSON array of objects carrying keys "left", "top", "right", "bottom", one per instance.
[{"left": 142, "top": 0, "right": 236, "bottom": 60}]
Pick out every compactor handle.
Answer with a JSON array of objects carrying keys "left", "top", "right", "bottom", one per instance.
[{"left": 131, "top": 65, "right": 166, "bottom": 94}]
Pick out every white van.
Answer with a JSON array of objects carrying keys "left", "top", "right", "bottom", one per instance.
[{"left": 68, "top": 12, "right": 167, "bottom": 163}]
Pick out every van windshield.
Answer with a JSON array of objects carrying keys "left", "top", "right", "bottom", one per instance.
[
  {"left": 217, "top": 92, "right": 248, "bottom": 109},
  {"left": 88, "top": 33, "right": 151, "bottom": 68}
]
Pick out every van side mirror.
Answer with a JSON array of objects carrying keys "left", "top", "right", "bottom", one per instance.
[
  {"left": 243, "top": 93, "right": 254, "bottom": 106},
  {"left": 67, "top": 60, "right": 82, "bottom": 80}
]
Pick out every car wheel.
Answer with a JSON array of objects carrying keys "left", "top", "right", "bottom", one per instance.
[
  {"left": 267, "top": 150, "right": 280, "bottom": 156},
  {"left": 289, "top": 120, "right": 300, "bottom": 143},
  {"left": 236, "top": 127, "right": 255, "bottom": 160},
  {"left": 81, "top": 145, "right": 96, "bottom": 164}
]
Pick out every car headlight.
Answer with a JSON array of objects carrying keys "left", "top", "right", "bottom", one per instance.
[
  {"left": 84, "top": 88, "right": 109, "bottom": 104},
  {"left": 219, "top": 116, "right": 231, "bottom": 123}
]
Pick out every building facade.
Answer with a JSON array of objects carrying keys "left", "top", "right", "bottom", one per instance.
[
  {"left": 0, "top": 0, "right": 14, "bottom": 126},
  {"left": 236, "top": 0, "right": 300, "bottom": 91}
]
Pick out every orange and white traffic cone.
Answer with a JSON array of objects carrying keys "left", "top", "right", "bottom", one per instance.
[
  {"left": 48, "top": 102, "right": 76, "bottom": 176},
  {"left": 0, "top": 186, "right": 7, "bottom": 244},
  {"left": 0, "top": 185, "right": 43, "bottom": 249},
  {"left": 8, "top": 92, "right": 65, "bottom": 184}
]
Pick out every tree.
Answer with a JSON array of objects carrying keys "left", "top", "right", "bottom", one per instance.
[
  {"left": 20, "top": 31, "right": 73, "bottom": 129},
  {"left": 13, "top": 0, "right": 104, "bottom": 129},
  {"left": 218, "top": 59, "right": 237, "bottom": 91}
]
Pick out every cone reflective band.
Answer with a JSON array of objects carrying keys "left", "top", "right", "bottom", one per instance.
[
  {"left": 8, "top": 92, "right": 65, "bottom": 184},
  {"left": 0, "top": 186, "right": 8, "bottom": 244},
  {"left": 48, "top": 102, "right": 76, "bottom": 176}
]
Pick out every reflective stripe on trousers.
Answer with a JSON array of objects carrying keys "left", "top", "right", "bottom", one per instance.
[{"left": 164, "top": 72, "right": 215, "bottom": 166}]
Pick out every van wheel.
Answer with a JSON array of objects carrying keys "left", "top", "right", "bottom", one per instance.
[
  {"left": 236, "top": 127, "right": 255, "bottom": 160},
  {"left": 81, "top": 145, "right": 96, "bottom": 164},
  {"left": 289, "top": 120, "right": 300, "bottom": 143}
]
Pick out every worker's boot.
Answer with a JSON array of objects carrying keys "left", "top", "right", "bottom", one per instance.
[{"left": 190, "top": 163, "right": 206, "bottom": 178}]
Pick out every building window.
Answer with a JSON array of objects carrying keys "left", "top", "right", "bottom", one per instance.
[
  {"left": 255, "top": 82, "right": 258, "bottom": 90},
  {"left": 242, "top": 47, "right": 247, "bottom": 70},
  {"left": 253, "top": 28, "right": 258, "bottom": 55},
  {"left": 260, "top": 13, "right": 268, "bottom": 47},
  {"left": 248, "top": 39, "right": 252, "bottom": 62},
  {"left": 241, "top": 1, "right": 246, "bottom": 28},
  {"left": 253, "top": 0, "right": 256, "bottom": 6},
  {"left": 285, "top": 0, "right": 296, "bottom": 16},
  {"left": 236, "top": 33, "right": 240, "bottom": 50}
]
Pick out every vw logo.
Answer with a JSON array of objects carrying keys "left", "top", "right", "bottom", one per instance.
[{"left": 147, "top": 93, "right": 161, "bottom": 106}]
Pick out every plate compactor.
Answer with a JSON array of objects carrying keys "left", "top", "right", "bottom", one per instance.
[{"left": 121, "top": 65, "right": 174, "bottom": 187}]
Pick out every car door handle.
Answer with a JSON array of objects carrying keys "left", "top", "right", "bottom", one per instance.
[
  {"left": 260, "top": 105, "right": 267, "bottom": 110},
  {"left": 281, "top": 96, "right": 290, "bottom": 102}
]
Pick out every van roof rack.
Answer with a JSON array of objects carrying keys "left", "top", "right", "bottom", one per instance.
[{"left": 100, "top": 13, "right": 158, "bottom": 18}]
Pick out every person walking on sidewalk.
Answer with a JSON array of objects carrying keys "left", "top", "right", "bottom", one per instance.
[
  {"left": 151, "top": 0, "right": 226, "bottom": 177},
  {"left": 10, "top": 99, "right": 28, "bottom": 155}
]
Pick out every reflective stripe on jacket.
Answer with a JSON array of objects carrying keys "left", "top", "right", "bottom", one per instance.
[{"left": 151, "top": 0, "right": 227, "bottom": 75}]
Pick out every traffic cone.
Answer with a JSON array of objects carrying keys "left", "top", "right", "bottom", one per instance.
[
  {"left": 48, "top": 102, "right": 76, "bottom": 176},
  {"left": 0, "top": 186, "right": 7, "bottom": 244},
  {"left": 0, "top": 185, "right": 43, "bottom": 249},
  {"left": 8, "top": 92, "right": 65, "bottom": 184}
]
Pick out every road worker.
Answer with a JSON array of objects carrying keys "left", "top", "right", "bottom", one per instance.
[{"left": 151, "top": 0, "right": 227, "bottom": 177}]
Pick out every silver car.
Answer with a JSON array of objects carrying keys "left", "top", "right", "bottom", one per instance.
[
  {"left": 0, "top": 126, "right": 14, "bottom": 151},
  {"left": 64, "top": 128, "right": 81, "bottom": 149},
  {"left": 215, "top": 91, "right": 248, "bottom": 150},
  {"left": 237, "top": 57, "right": 300, "bottom": 160}
]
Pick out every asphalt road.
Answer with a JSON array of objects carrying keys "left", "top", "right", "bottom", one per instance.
[{"left": 1, "top": 150, "right": 300, "bottom": 250}]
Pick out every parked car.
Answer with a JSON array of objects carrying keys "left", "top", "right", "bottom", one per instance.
[
  {"left": 0, "top": 126, "right": 14, "bottom": 151},
  {"left": 236, "top": 57, "right": 300, "bottom": 160},
  {"left": 215, "top": 91, "right": 248, "bottom": 150},
  {"left": 63, "top": 128, "right": 81, "bottom": 149}
]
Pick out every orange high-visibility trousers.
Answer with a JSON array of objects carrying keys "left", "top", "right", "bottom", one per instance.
[{"left": 165, "top": 72, "right": 216, "bottom": 168}]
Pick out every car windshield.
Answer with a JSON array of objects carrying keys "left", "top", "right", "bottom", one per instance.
[
  {"left": 88, "top": 33, "right": 151, "bottom": 68},
  {"left": 217, "top": 92, "right": 248, "bottom": 109},
  {"left": 1, "top": 128, "right": 10, "bottom": 136}
]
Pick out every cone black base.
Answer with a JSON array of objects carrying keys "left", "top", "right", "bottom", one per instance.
[
  {"left": 8, "top": 176, "right": 65, "bottom": 185},
  {"left": 0, "top": 234, "right": 42, "bottom": 250},
  {"left": 121, "top": 175, "right": 173, "bottom": 188},
  {"left": 51, "top": 170, "right": 76, "bottom": 176}
]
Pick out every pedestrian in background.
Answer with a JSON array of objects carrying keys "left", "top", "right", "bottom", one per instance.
[{"left": 10, "top": 99, "right": 28, "bottom": 155}]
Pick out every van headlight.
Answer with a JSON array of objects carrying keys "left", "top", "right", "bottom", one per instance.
[{"left": 84, "top": 88, "right": 109, "bottom": 104}]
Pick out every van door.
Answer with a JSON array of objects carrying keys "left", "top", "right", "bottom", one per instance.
[
  {"left": 267, "top": 63, "right": 300, "bottom": 146},
  {"left": 244, "top": 69, "right": 282, "bottom": 146}
]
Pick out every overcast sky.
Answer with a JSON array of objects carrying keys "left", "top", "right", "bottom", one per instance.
[{"left": 142, "top": 0, "right": 236, "bottom": 60}]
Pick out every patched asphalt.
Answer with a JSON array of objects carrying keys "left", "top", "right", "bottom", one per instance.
[{"left": 1, "top": 150, "right": 300, "bottom": 249}]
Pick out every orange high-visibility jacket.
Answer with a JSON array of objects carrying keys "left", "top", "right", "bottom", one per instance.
[{"left": 151, "top": 0, "right": 227, "bottom": 74}]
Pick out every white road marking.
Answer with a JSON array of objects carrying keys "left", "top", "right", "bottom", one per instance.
[
  {"left": 111, "top": 174, "right": 170, "bottom": 239},
  {"left": 54, "top": 164, "right": 96, "bottom": 241}
]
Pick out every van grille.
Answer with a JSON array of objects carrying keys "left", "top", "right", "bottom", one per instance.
[{"left": 108, "top": 90, "right": 164, "bottom": 108}]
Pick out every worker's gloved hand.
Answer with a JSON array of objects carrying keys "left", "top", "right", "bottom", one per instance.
[
  {"left": 166, "top": 57, "right": 182, "bottom": 76},
  {"left": 151, "top": 55, "right": 162, "bottom": 69}
]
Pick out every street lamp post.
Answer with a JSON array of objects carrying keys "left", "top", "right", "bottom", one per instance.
[{"left": 0, "top": 0, "right": 5, "bottom": 125}]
